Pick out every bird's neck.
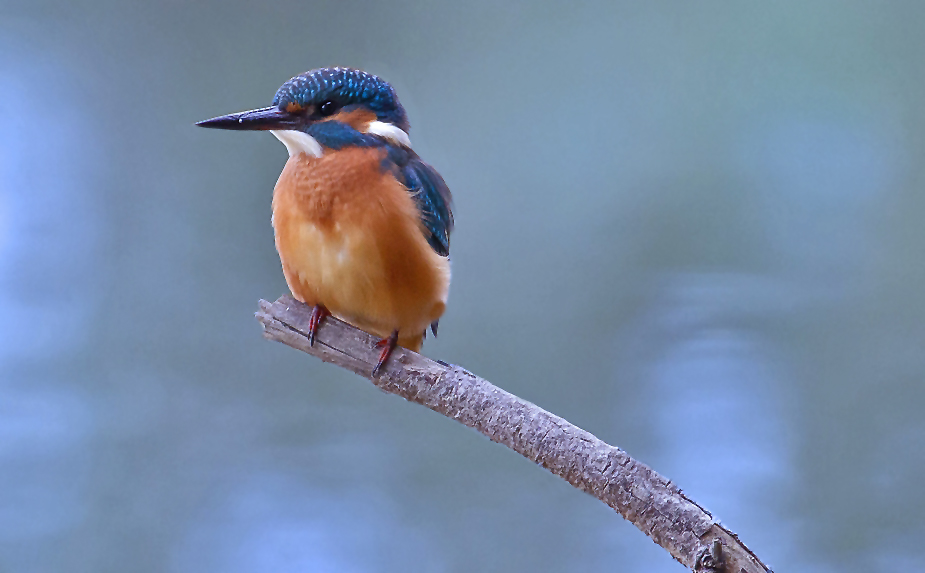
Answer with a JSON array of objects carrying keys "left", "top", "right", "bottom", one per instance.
[{"left": 271, "top": 119, "right": 411, "bottom": 159}]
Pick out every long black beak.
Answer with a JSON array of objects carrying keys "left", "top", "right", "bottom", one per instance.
[{"left": 196, "top": 106, "right": 300, "bottom": 131}]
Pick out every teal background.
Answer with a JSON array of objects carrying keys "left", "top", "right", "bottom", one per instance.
[{"left": 1, "top": 2, "right": 923, "bottom": 571}]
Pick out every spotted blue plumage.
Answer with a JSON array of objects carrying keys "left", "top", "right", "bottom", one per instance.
[{"left": 273, "top": 67, "right": 409, "bottom": 131}]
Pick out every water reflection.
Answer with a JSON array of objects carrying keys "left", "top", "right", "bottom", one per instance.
[
  {"left": 171, "top": 472, "right": 441, "bottom": 572},
  {"left": 0, "top": 45, "right": 101, "bottom": 571}
]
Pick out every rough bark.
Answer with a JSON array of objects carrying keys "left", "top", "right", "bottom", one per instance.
[{"left": 256, "top": 295, "right": 772, "bottom": 573}]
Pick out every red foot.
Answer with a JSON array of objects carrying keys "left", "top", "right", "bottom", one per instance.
[
  {"left": 308, "top": 304, "right": 330, "bottom": 346},
  {"left": 373, "top": 330, "right": 399, "bottom": 377}
]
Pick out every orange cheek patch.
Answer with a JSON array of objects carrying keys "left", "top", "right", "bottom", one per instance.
[
  {"left": 285, "top": 102, "right": 304, "bottom": 113},
  {"left": 326, "top": 108, "right": 377, "bottom": 130}
]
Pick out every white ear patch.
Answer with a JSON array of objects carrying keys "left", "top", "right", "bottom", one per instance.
[
  {"left": 271, "top": 129, "right": 323, "bottom": 158},
  {"left": 365, "top": 121, "right": 412, "bottom": 148}
]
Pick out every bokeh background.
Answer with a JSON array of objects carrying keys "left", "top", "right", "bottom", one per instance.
[{"left": 2, "top": 2, "right": 924, "bottom": 571}]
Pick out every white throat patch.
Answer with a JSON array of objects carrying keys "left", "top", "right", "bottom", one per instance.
[
  {"left": 271, "top": 129, "right": 323, "bottom": 158},
  {"left": 366, "top": 121, "right": 412, "bottom": 148}
]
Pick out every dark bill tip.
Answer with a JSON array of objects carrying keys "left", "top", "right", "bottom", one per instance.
[{"left": 196, "top": 106, "right": 300, "bottom": 131}]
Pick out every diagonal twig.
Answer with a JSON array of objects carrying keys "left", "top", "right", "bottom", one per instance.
[{"left": 256, "top": 295, "right": 772, "bottom": 573}]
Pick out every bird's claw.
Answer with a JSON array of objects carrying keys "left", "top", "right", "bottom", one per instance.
[
  {"left": 372, "top": 330, "right": 399, "bottom": 377},
  {"left": 308, "top": 304, "right": 330, "bottom": 346}
]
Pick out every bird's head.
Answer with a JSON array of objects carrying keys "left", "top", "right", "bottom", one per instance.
[{"left": 197, "top": 67, "right": 411, "bottom": 156}]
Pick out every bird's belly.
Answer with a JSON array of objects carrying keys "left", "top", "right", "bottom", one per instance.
[
  {"left": 271, "top": 151, "right": 449, "bottom": 349},
  {"left": 278, "top": 219, "right": 448, "bottom": 347}
]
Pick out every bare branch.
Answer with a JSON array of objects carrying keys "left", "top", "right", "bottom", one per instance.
[{"left": 256, "top": 295, "right": 772, "bottom": 573}]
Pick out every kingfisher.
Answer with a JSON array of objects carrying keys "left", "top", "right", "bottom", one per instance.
[{"left": 197, "top": 67, "right": 453, "bottom": 375}]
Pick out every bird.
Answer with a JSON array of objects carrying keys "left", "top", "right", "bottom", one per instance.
[{"left": 197, "top": 67, "right": 453, "bottom": 375}]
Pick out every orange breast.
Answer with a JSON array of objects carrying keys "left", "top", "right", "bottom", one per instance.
[{"left": 271, "top": 147, "right": 450, "bottom": 351}]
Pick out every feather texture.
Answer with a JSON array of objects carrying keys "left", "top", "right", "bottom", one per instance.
[
  {"left": 271, "top": 145, "right": 450, "bottom": 351},
  {"left": 299, "top": 114, "right": 454, "bottom": 258}
]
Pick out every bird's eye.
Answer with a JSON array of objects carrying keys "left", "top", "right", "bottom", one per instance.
[{"left": 319, "top": 101, "right": 338, "bottom": 116}]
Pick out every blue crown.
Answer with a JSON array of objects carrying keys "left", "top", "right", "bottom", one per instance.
[{"left": 272, "top": 67, "right": 409, "bottom": 132}]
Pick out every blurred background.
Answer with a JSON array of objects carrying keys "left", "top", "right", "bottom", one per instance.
[{"left": 1, "top": 1, "right": 923, "bottom": 571}]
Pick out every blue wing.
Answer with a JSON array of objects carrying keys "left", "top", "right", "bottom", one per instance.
[
  {"left": 400, "top": 157, "right": 453, "bottom": 256},
  {"left": 379, "top": 143, "right": 453, "bottom": 257}
]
